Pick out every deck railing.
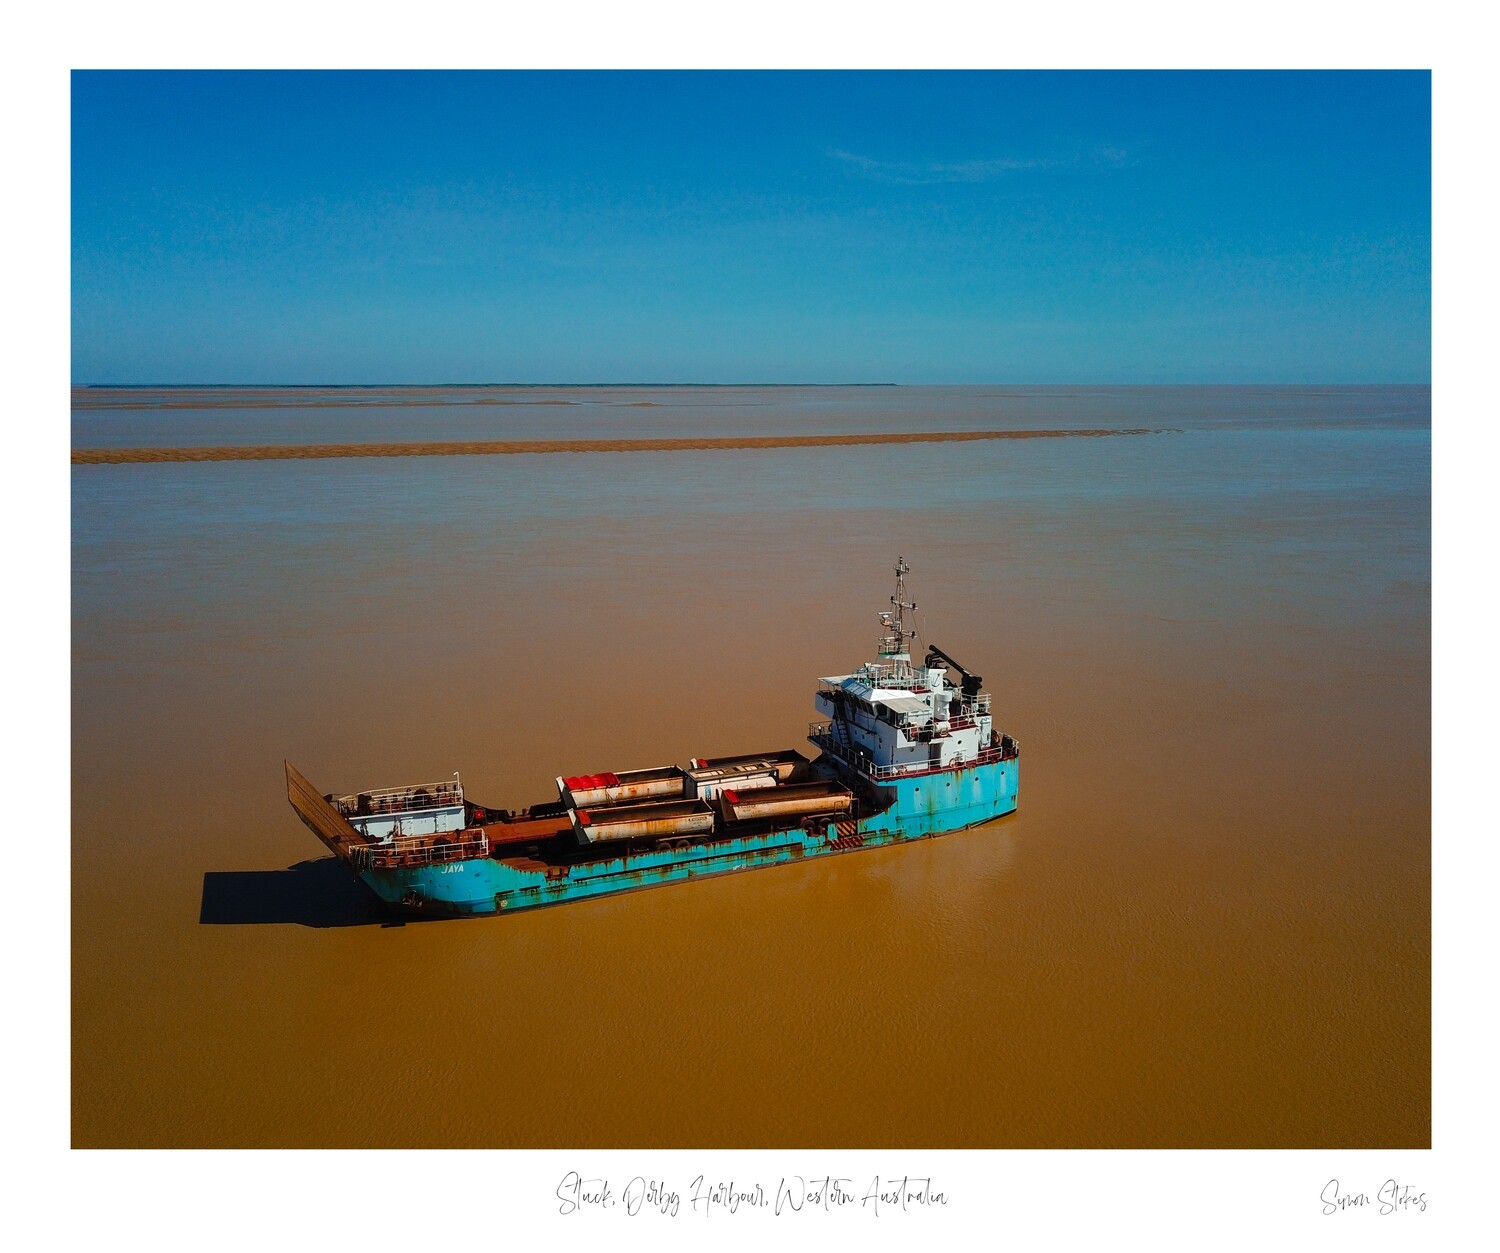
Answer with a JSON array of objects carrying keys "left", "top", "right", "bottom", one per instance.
[
  {"left": 335, "top": 776, "right": 464, "bottom": 818},
  {"left": 351, "top": 830, "right": 489, "bottom": 870},
  {"left": 865, "top": 746, "right": 1007, "bottom": 779},
  {"left": 808, "top": 725, "right": 1015, "bottom": 781}
]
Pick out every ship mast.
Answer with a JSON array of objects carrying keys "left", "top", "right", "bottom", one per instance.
[{"left": 876, "top": 556, "right": 918, "bottom": 677}]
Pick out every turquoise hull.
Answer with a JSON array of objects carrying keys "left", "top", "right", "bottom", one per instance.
[{"left": 361, "top": 755, "right": 1018, "bottom": 916}]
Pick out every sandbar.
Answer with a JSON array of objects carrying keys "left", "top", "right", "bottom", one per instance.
[{"left": 72, "top": 427, "right": 1173, "bottom": 465}]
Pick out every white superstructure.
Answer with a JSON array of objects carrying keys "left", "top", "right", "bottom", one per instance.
[
  {"left": 333, "top": 775, "right": 467, "bottom": 841},
  {"left": 810, "top": 558, "right": 996, "bottom": 778}
]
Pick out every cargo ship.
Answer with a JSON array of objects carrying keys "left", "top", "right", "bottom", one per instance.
[{"left": 285, "top": 559, "right": 1019, "bottom": 916}]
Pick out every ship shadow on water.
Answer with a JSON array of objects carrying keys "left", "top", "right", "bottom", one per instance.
[{"left": 199, "top": 857, "right": 426, "bottom": 928}]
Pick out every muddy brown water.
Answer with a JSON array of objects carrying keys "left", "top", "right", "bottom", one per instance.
[{"left": 71, "top": 385, "right": 1429, "bottom": 1147}]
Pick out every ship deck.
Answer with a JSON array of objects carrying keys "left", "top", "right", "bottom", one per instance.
[{"left": 485, "top": 811, "right": 839, "bottom": 874}]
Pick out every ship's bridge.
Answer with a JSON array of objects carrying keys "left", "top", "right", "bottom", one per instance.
[
  {"left": 807, "top": 560, "right": 1004, "bottom": 781},
  {"left": 819, "top": 674, "right": 936, "bottom": 709},
  {"left": 813, "top": 666, "right": 995, "bottom": 780}
]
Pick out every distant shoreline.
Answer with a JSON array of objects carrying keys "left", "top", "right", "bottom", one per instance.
[
  {"left": 70, "top": 382, "right": 903, "bottom": 403},
  {"left": 72, "top": 427, "right": 1175, "bottom": 466},
  {"left": 69, "top": 382, "right": 1431, "bottom": 411}
]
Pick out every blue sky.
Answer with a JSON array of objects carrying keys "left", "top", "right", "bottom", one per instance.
[{"left": 71, "top": 71, "right": 1430, "bottom": 384}]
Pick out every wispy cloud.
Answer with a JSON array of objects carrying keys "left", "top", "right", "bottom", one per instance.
[
  {"left": 830, "top": 149, "right": 1050, "bottom": 184},
  {"left": 831, "top": 146, "right": 1132, "bottom": 184}
]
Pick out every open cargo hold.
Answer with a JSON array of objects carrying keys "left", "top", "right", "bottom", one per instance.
[
  {"left": 685, "top": 761, "right": 779, "bottom": 802},
  {"left": 556, "top": 765, "right": 687, "bottom": 808},
  {"left": 687, "top": 748, "right": 810, "bottom": 783},
  {"left": 570, "top": 797, "right": 716, "bottom": 844},
  {"left": 719, "top": 779, "right": 853, "bottom": 824}
]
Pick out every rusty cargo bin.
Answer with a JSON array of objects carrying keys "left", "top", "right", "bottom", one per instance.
[
  {"left": 687, "top": 748, "right": 810, "bottom": 783},
  {"left": 556, "top": 765, "right": 687, "bottom": 809},
  {"left": 719, "top": 779, "right": 853, "bottom": 824},
  {"left": 684, "top": 760, "right": 780, "bottom": 803},
  {"left": 570, "top": 797, "right": 716, "bottom": 844}
]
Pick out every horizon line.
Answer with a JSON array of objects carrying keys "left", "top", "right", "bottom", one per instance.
[{"left": 72, "top": 380, "right": 1432, "bottom": 390}]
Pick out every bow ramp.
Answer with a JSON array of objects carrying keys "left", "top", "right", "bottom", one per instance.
[{"left": 284, "top": 760, "right": 372, "bottom": 863}]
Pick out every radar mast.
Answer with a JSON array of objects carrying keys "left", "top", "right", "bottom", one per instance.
[{"left": 876, "top": 556, "right": 919, "bottom": 676}]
